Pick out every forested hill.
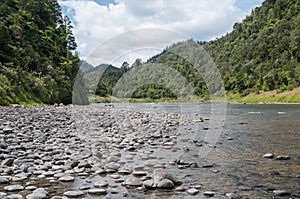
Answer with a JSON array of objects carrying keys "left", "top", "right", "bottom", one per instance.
[
  {"left": 146, "top": 0, "right": 300, "bottom": 100},
  {"left": 204, "top": 0, "right": 300, "bottom": 96},
  {"left": 0, "top": 0, "right": 79, "bottom": 105}
]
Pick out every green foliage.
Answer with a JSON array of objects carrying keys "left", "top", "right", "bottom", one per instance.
[
  {"left": 132, "top": 83, "right": 177, "bottom": 99},
  {"left": 0, "top": 0, "right": 81, "bottom": 105},
  {"left": 96, "top": 65, "right": 125, "bottom": 96},
  {"left": 204, "top": 0, "right": 300, "bottom": 96}
]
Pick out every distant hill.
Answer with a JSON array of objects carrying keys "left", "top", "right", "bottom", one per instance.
[
  {"left": 83, "top": 63, "right": 129, "bottom": 96},
  {"left": 85, "top": 0, "right": 300, "bottom": 102},
  {"left": 144, "top": 0, "right": 300, "bottom": 99},
  {"left": 79, "top": 60, "right": 94, "bottom": 72}
]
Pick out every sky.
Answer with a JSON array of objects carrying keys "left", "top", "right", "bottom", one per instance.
[{"left": 59, "top": 0, "right": 264, "bottom": 66}]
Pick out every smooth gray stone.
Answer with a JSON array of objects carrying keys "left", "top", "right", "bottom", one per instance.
[
  {"left": 187, "top": 188, "right": 199, "bottom": 195},
  {"left": 63, "top": 191, "right": 85, "bottom": 197},
  {"left": 4, "top": 184, "right": 24, "bottom": 192},
  {"left": 7, "top": 194, "right": 23, "bottom": 199},
  {"left": 153, "top": 169, "right": 181, "bottom": 185},
  {"left": 58, "top": 175, "right": 74, "bottom": 182},
  {"left": 263, "top": 153, "right": 274, "bottom": 158},
  {"left": 94, "top": 180, "right": 108, "bottom": 188},
  {"left": 203, "top": 191, "right": 215, "bottom": 197},
  {"left": 87, "top": 188, "right": 107, "bottom": 194},
  {"left": 143, "top": 180, "right": 154, "bottom": 189},
  {"left": 157, "top": 179, "right": 174, "bottom": 189},
  {"left": 125, "top": 177, "right": 142, "bottom": 186}
]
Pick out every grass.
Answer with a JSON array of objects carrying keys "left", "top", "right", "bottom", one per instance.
[
  {"left": 228, "top": 87, "right": 300, "bottom": 103},
  {"left": 90, "top": 87, "right": 300, "bottom": 104}
]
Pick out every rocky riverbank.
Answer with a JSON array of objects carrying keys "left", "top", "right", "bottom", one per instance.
[
  {"left": 0, "top": 104, "right": 298, "bottom": 199},
  {"left": 0, "top": 104, "right": 214, "bottom": 198}
]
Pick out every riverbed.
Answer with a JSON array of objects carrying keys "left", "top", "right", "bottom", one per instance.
[{"left": 0, "top": 103, "right": 299, "bottom": 198}]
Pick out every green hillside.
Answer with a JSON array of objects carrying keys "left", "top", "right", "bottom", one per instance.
[
  {"left": 134, "top": 0, "right": 300, "bottom": 101},
  {"left": 0, "top": 0, "right": 79, "bottom": 105},
  {"left": 204, "top": 0, "right": 300, "bottom": 97}
]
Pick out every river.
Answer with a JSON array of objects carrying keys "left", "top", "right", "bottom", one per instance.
[{"left": 100, "top": 103, "right": 300, "bottom": 198}]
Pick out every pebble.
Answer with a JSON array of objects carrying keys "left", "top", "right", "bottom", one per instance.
[
  {"left": 157, "top": 179, "right": 174, "bottom": 188},
  {"left": 7, "top": 194, "right": 24, "bottom": 199},
  {"left": 132, "top": 171, "right": 148, "bottom": 176},
  {"left": 87, "top": 188, "right": 107, "bottom": 194},
  {"left": 125, "top": 177, "right": 143, "bottom": 186},
  {"left": 225, "top": 192, "right": 242, "bottom": 199},
  {"left": 273, "top": 190, "right": 290, "bottom": 196},
  {"left": 0, "top": 176, "right": 10, "bottom": 184},
  {"left": 263, "top": 153, "right": 274, "bottom": 158},
  {"left": 4, "top": 185, "right": 24, "bottom": 192},
  {"left": 187, "top": 188, "right": 199, "bottom": 195},
  {"left": 276, "top": 155, "right": 290, "bottom": 160},
  {"left": 26, "top": 188, "right": 48, "bottom": 199},
  {"left": 94, "top": 180, "right": 108, "bottom": 187},
  {"left": 143, "top": 180, "right": 154, "bottom": 189},
  {"left": 63, "top": 191, "right": 85, "bottom": 197},
  {"left": 58, "top": 175, "right": 74, "bottom": 182},
  {"left": 203, "top": 191, "right": 215, "bottom": 197},
  {"left": 153, "top": 169, "right": 181, "bottom": 185}
]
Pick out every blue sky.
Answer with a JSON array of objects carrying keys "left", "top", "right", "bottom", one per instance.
[{"left": 59, "top": 0, "right": 264, "bottom": 65}]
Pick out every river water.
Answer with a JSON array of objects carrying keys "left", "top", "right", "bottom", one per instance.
[{"left": 107, "top": 103, "right": 300, "bottom": 198}]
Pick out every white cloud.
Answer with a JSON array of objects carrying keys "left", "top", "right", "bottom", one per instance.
[{"left": 59, "top": 0, "right": 256, "bottom": 66}]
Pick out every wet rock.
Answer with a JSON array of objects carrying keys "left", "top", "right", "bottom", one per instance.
[
  {"left": 225, "top": 192, "right": 242, "bottom": 199},
  {"left": 58, "top": 175, "right": 74, "bottom": 182},
  {"left": 273, "top": 190, "right": 290, "bottom": 196},
  {"left": 157, "top": 179, "right": 174, "bottom": 189},
  {"left": 63, "top": 191, "right": 85, "bottom": 197},
  {"left": 132, "top": 171, "right": 147, "bottom": 176},
  {"left": 118, "top": 169, "right": 132, "bottom": 175},
  {"left": 174, "top": 186, "right": 186, "bottom": 192},
  {"left": 202, "top": 164, "right": 214, "bottom": 168},
  {"left": 203, "top": 191, "right": 215, "bottom": 197},
  {"left": 187, "top": 188, "right": 199, "bottom": 195},
  {"left": 276, "top": 155, "right": 290, "bottom": 160},
  {"left": 263, "top": 153, "right": 274, "bottom": 159},
  {"left": 153, "top": 169, "right": 181, "bottom": 185},
  {"left": 268, "top": 170, "right": 280, "bottom": 175},
  {"left": 143, "top": 180, "right": 154, "bottom": 189},
  {"left": 88, "top": 188, "right": 107, "bottom": 194},
  {"left": 25, "top": 186, "right": 37, "bottom": 191},
  {"left": 125, "top": 177, "right": 142, "bottom": 186}
]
